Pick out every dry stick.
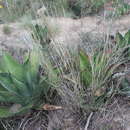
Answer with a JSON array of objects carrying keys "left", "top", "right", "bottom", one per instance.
[{"left": 84, "top": 112, "right": 93, "bottom": 130}]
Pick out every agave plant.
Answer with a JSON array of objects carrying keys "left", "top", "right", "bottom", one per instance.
[{"left": 0, "top": 50, "right": 50, "bottom": 118}]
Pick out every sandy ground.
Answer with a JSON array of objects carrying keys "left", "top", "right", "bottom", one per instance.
[{"left": 0, "top": 15, "right": 130, "bottom": 51}]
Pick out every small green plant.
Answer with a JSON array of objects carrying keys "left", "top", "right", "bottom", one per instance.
[
  {"left": 2, "top": 25, "right": 11, "bottom": 35},
  {"left": 31, "top": 24, "right": 51, "bottom": 47},
  {"left": 116, "top": 30, "right": 130, "bottom": 47},
  {"left": 115, "top": 30, "right": 130, "bottom": 97},
  {"left": 78, "top": 30, "right": 130, "bottom": 109},
  {"left": 115, "top": 30, "right": 130, "bottom": 58},
  {"left": 0, "top": 50, "right": 51, "bottom": 118}
]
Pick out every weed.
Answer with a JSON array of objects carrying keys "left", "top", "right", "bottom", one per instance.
[
  {"left": 116, "top": 30, "right": 130, "bottom": 47},
  {"left": 78, "top": 30, "right": 130, "bottom": 109},
  {"left": 31, "top": 24, "right": 51, "bottom": 47},
  {"left": 115, "top": 30, "right": 130, "bottom": 58},
  {"left": 80, "top": 47, "right": 121, "bottom": 108},
  {"left": 116, "top": 30, "right": 130, "bottom": 97},
  {"left": 0, "top": 49, "right": 53, "bottom": 118}
]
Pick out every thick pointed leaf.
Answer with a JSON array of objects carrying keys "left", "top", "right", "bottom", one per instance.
[
  {"left": 79, "top": 50, "right": 92, "bottom": 86},
  {"left": 124, "top": 30, "right": 130, "bottom": 44},
  {"left": 0, "top": 73, "right": 33, "bottom": 106},
  {"left": 0, "top": 53, "right": 24, "bottom": 81},
  {"left": 24, "top": 71, "right": 34, "bottom": 94},
  {"left": 79, "top": 50, "right": 91, "bottom": 71},
  {"left": 29, "top": 50, "right": 40, "bottom": 77},
  {"left": 12, "top": 76, "right": 31, "bottom": 98},
  {"left": 81, "top": 71, "right": 92, "bottom": 87},
  {"left": 116, "top": 32, "right": 125, "bottom": 47},
  {"left": 0, "top": 73, "right": 19, "bottom": 94},
  {"left": 0, "top": 91, "right": 23, "bottom": 104},
  {"left": 23, "top": 50, "right": 39, "bottom": 83}
]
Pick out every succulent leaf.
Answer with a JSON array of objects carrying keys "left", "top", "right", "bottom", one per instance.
[
  {"left": 0, "top": 53, "right": 24, "bottom": 81},
  {"left": 0, "top": 51, "right": 50, "bottom": 117},
  {"left": 79, "top": 50, "right": 92, "bottom": 86}
]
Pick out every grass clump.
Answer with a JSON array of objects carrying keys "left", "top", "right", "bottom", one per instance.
[
  {"left": 79, "top": 46, "right": 123, "bottom": 108},
  {"left": 79, "top": 31, "right": 130, "bottom": 110},
  {"left": 50, "top": 31, "right": 130, "bottom": 112}
]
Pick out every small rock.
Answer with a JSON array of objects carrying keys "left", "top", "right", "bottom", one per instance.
[{"left": 9, "top": 104, "right": 22, "bottom": 113}]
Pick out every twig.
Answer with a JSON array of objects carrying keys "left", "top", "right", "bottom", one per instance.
[
  {"left": 84, "top": 112, "right": 93, "bottom": 130},
  {"left": 43, "top": 104, "right": 63, "bottom": 110}
]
